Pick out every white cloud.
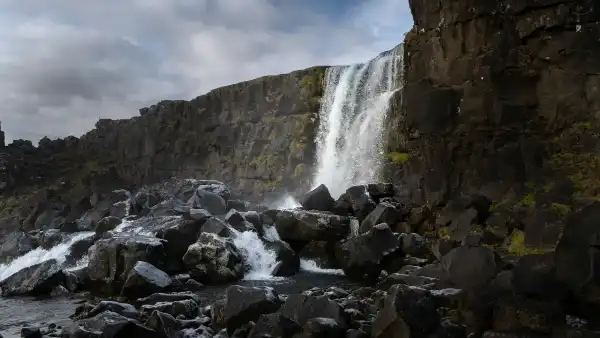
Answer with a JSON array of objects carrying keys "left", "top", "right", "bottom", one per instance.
[{"left": 0, "top": 0, "right": 413, "bottom": 143}]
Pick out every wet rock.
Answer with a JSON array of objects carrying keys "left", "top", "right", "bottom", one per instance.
[
  {"left": 145, "top": 310, "right": 179, "bottom": 338},
  {"left": 62, "top": 311, "right": 157, "bottom": 338},
  {"left": 195, "top": 180, "right": 231, "bottom": 201},
  {"left": 367, "top": 183, "right": 395, "bottom": 200},
  {"left": 95, "top": 216, "right": 122, "bottom": 237},
  {"left": 190, "top": 189, "right": 227, "bottom": 216},
  {"left": 77, "top": 199, "right": 112, "bottom": 231},
  {"left": 376, "top": 273, "right": 438, "bottom": 290},
  {"left": 300, "top": 184, "right": 335, "bottom": 212},
  {"left": 86, "top": 301, "right": 140, "bottom": 320},
  {"left": 189, "top": 208, "right": 212, "bottom": 222},
  {"left": 217, "top": 285, "right": 282, "bottom": 332},
  {"left": 0, "top": 259, "right": 65, "bottom": 296},
  {"left": 120, "top": 261, "right": 172, "bottom": 300},
  {"left": 64, "top": 235, "right": 95, "bottom": 266},
  {"left": 0, "top": 231, "right": 37, "bottom": 261},
  {"left": 248, "top": 313, "right": 301, "bottom": 338},
  {"left": 201, "top": 217, "right": 235, "bottom": 238},
  {"left": 227, "top": 200, "right": 249, "bottom": 212},
  {"left": 298, "top": 241, "right": 341, "bottom": 269},
  {"left": 398, "top": 232, "right": 430, "bottom": 258},
  {"left": 345, "top": 185, "right": 376, "bottom": 222},
  {"left": 264, "top": 240, "right": 300, "bottom": 277},
  {"left": 21, "top": 327, "right": 42, "bottom": 338},
  {"left": 441, "top": 246, "right": 503, "bottom": 289},
  {"left": 225, "top": 209, "right": 256, "bottom": 232},
  {"left": 340, "top": 223, "right": 401, "bottom": 279},
  {"left": 300, "top": 317, "right": 345, "bottom": 338},
  {"left": 182, "top": 232, "right": 243, "bottom": 284},
  {"left": 148, "top": 216, "right": 206, "bottom": 273},
  {"left": 136, "top": 292, "right": 202, "bottom": 308},
  {"left": 359, "top": 202, "right": 402, "bottom": 234},
  {"left": 149, "top": 198, "right": 191, "bottom": 217},
  {"left": 38, "top": 229, "right": 66, "bottom": 249},
  {"left": 372, "top": 284, "right": 438, "bottom": 338},
  {"left": 274, "top": 210, "right": 350, "bottom": 242},
  {"left": 141, "top": 299, "right": 199, "bottom": 319},
  {"left": 331, "top": 193, "right": 353, "bottom": 216},
  {"left": 87, "top": 232, "right": 166, "bottom": 294},
  {"left": 278, "top": 294, "right": 347, "bottom": 328}
]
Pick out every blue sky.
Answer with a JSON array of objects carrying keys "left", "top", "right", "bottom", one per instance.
[{"left": 0, "top": 0, "right": 413, "bottom": 142}]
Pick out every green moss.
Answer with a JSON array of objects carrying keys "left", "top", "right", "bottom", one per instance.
[
  {"left": 550, "top": 152, "right": 600, "bottom": 200},
  {"left": 489, "top": 202, "right": 499, "bottom": 212},
  {"left": 551, "top": 203, "right": 571, "bottom": 216},
  {"left": 294, "top": 164, "right": 306, "bottom": 177},
  {"left": 506, "top": 230, "right": 553, "bottom": 256},
  {"left": 517, "top": 193, "right": 535, "bottom": 208},
  {"left": 386, "top": 152, "right": 409, "bottom": 164},
  {"left": 438, "top": 226, "right": 451, "bottom": 240}
]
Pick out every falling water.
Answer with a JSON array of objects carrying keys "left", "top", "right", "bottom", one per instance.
[
  {"left": 0, "top": 231, "right": 95, "bottom": 281},
  {"left": 313, "top": 47, "right": 402, "bottom": 198}
]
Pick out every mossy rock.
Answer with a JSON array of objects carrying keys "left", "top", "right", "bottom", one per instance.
[
  {"left": 386, "top": 152, "right": 409, "bottom": 164},
  {"left": 505, "top": 230, "right": 554, "bottom": 256}
]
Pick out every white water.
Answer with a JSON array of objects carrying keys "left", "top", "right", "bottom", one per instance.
[
  {"left": 270, "top": 195, "right": 301, "bottom": 210},
  {"left": 313, "top": 47, "right": 402, "bottom": 198},
  {"left": 300, "top": 259, "right": 345, "bottom": 276},
  {"left": 232, "top": 229, "right": 283, "bottom": 281},
  {"left": 0, "top": 231, "right": 94, "bottom": 281}
]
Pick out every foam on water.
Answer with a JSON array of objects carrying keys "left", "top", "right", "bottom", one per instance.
[
  {"left": 313, "top": 47, "right": 403, "bottom": 198},
  {"left": 232, "top": 229, "right": 283, "bottom": 281},
  {"left": 0, "top": 231, "right": 94, "bottom": 281},
  {"left": 300, "top": 259, "right": 345, "bottom": 276}
]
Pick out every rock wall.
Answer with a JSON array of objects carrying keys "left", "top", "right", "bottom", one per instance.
[
  {"left": 385, "top": 0, "right": 600, "bottom": 207},
  {"left": 0, "top": 66, "right": 326, "bottom": 213}
]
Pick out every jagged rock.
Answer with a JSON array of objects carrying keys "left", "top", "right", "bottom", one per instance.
[
  {"left": 278, "top": 294, "right": 347, "bottom": 328},
  {"left": 135, "top": 292, "right": 202, "bottom": 308},
  {"left": 376, "top": 273, "right": 439, "bottom": 290},
  {"left": 227, "top": 199, "right": 249, "bottom": 212},
  {"left": 366, "top": 183, "right": 395, "bottom": 200},
  {"left": 248, "top": 313, "right": 301, "bottom": 338},
  {"left": 298, "top": 241, "right": 341, "bottom": 269},
  {"left": 0, "top": 231, "right": 37, "bottom": 261},
  {"left": 141, "top": 299, "right": 199, "bottom": 319},
  {"left": 64, "top": 234, "right": 95, "bottom": 266},
  {"left": 95, "top": 216, "right": 122, "bottom": 237},
  {"left": 87, "top": 232, "right": 166, "bottom": 294},
  {"left": 120, "top": 261, "right": 172, "bottom": 300},
  {"left": 77, "top": 199, "right": 112, "bottom": 231},
  {"left": 38, "top": 229, "right": 66, "bottom": 249},
  {"left": 216, "top": 285, "right": 282, "bottom": 332},
  {"left": 264, "top": 239, "right": 300, "bottom": 277},
  {"left": 331, "top": 193, "right": 353, "bottom": 216},
  {"left": 190, "top": 189, "right": 227, "bottom": 216},
  {"left": 62, "top": 311, "right": 157, "bottom": 338},
  {"left": 299, "top": 184, "right": 335, "bottom": 212},
  {"left": 300, "top": 317, "right": 345, "bottom": 338},
  {"left": 189, "top": 208, "right": 212, "bottom": 222},
  {"left": 182, "top": 232, "right": 243, "bottom": 284},
  {"left": 0, "top": 259, "right": 65, "bottom": 296},
  {"left": 359, "top": 202, "right": 403, "bottom": 234},
  {"left": 274, "top": 210, "right": 350, "bottom": 242},
  {"left": 149, "top": 198, "right": 191, "bottom": 217},
  {"left": 225, "top": 209, "right": 255, "bottom": 232},
  {"left": 340, "top": 223, "right": 401, "bottom": 279},
  {"left": 201, "top": 217, "right": 235, "bottom": 238},
  {"left": 398, "top": 232, "right": 430, "bottom": 258},
  {"left": 345, "top": 185, "right": 376, "bottom": 222},
  {"left": 20, "top": 327, "right": 42, "bottom": 338},
  {"left": 85, "top": 301, "right": 140, "bottom": 320},
  {"left": 195, "top": 180, "right": 232, "bottom": 201},
  {"left": 145, "top": 310, "right": 179, "bottom": 338},
  {"left": 441, "top": 246, "right": 503, "bottom": 290},
  {"left": 372, "top": 284, "right": 438, "bottom": 338}
]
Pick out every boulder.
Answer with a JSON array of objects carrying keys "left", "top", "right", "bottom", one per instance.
[
  {"left": 189, "top": 208, "right": 212, "bottom": 222},
  {"left": 218, "top": 285, "right": 282, "bottom": 332},
  {"left": 141, "top": 299, "right": 199, "bottom": 319},
  {"left": 201, "top": 217, "right": 235, "bottom": 238},
  {"left": 148, "top": 198, "right": 191, "bottom": 217},
  {"left": 0, "top": 231, "right": 37, "bottom": 261},
  {"left": 225, "top": 209, "right": 256, "bottom": 232},
  {"left": 85, "top": 301, "right": 141, "bottom": 320},
  {"left": 345, "top": 185, "right": 376, "bottom": 222},
  {"left": 87, "top": 232, "right": 166, "bottom": 294},
  {"left": 62, "top": 311, "right": 158, "bottom": 338},
  {"left": 441, "top": 246, "right": 503, "bottom": 290},
  {"left": 190, "top": 189, "right": 227, "bottom": 216},
  {"left": 366, "top": 183, "right": 395, "bottom": 200},
  {"left": 120, "top": 261, "right": 173, "bottom": 300},
  {"left": 278, "top": 294, "right": 347, "bottom": 328},
  {"left": 0, "top": 259, "right": 65, "bottom": 296},
  {"left": 248, "top": 313, "right": 301, "bottom": 338},
  {"left": 135, "top": 291, "right": 202, "bottom": 308},
  {"left": 38, "top": 229, "right": 66, "bottom": 249},
  {"left": 299, "top": 184, "right": 335, "bottom": 211},
  {"left": 298, "top": 241, "right": 342, "bottom": 269},
  {"left": 195, "top": 180, "right": 232, "bottom": 201},
  {"left": 274, "top": 210, "right": 350, "bottom": 242},
  {"left": 372, "top": 284, "right": 438, "bottom": 338},
  {"left": 301, "top": 317, "right": 345, "bottom": 338},
  {"left": 359, "top": 202, "right": 403, "bottom": 234},
  {"left": 182, "top": 232, "right": 243, "bottom": 284},
  {"left": 264, "top": 239, "right": 300, "bottom": 277},
  {"left": 340, "top": 223, "right": 401, "bottom": 279},
  {"left": 95, "top": 216, "right": 122, "bottom": 237}
]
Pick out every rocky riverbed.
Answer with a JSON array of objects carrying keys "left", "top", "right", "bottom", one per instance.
[{"left": 0, "top": 178, "right": 599, "bottom": 337}]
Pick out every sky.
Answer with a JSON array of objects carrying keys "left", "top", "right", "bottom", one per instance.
[{"left": 0, "top": 0, "right": 413, "bottom": 143}]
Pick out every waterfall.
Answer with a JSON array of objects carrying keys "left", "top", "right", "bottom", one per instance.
[
  {"left": 0, "top": 231, "right": 95, "bottom": 281},
  {"left": 232, "top": 229, "right": 283, "bottom": 281},
  {"left": 313, "top": 47, "right": 402, "bottom": 198}
]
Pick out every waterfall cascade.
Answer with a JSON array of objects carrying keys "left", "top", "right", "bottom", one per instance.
[{"left": 312, "top": 47, "right": 403, "bottom": 198}]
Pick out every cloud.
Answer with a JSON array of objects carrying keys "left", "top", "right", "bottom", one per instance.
[{"left": 0, "top": 0, "right": 413, "bottom": 143}]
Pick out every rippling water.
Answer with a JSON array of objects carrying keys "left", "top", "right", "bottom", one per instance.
[{"left": 0, "top": 272, "right": 358, "bottom": 338}]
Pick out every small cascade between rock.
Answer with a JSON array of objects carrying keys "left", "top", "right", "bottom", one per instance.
[
  {"left": 0, "top": 231, "right": 94, "bottom": 281},
  {"left": 313, "top": 46, "right": 403, "bottom": 198},
  {"left": 231, "top": 229, "right": 283, "bottom": 281}
]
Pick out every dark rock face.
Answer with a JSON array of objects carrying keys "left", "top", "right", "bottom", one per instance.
[
  {"left": 218, "top": 285, "right": 282, "bottom": 332},
  {"left": 300, "top": 184, "right": 335, "bottom": 212},
  {"left": 0, "top": 231, "right": 37, "bottom": 262},
  {"left": 278, "top": 294, "right": 347, "bottom": 328},
  {"left": 0, "top": 259, "right": 64, "bottom": 296},
  {"left": 385, "top": 0, "right": 600, "bottom": 208}
]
